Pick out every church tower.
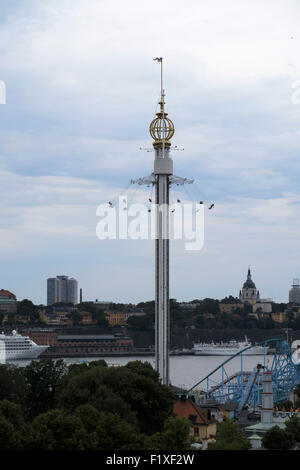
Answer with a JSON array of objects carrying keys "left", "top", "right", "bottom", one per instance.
[{"left": 239, "top": 267, "right": 260, "bottom": 305}]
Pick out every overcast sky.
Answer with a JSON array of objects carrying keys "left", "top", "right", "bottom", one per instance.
[{"left": 1, "top": 0, "right": 300, "bottom": 304}]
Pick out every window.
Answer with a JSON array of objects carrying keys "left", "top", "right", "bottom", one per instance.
[
  {"left": 188, "top": 414, "right": 197, "bottom": 423},
  {"left": 194, "top": 427, "right": 199, "bottom": 436}
]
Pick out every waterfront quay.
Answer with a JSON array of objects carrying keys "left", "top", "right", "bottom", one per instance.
[{"left": 40, "top": 349, "right": 193, "bottom": 359}]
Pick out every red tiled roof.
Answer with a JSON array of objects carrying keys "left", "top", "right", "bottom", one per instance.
[
  {"left": 174, "top": 399, "right": 215, "bottom": 425},
  {"left": 0, "top": 289, "right": 16, "bottom": 299}
]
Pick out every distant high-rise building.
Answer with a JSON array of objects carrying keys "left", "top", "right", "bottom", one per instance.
[
  {"left": 239, "top": 267, "right": 260, "bottom": 305},
  {"left": 47, "top": 276, "right": 78, "bottom": 306},
  {"left": 65, "top": 277, "right": 78, "bottom": 305},
  {"left": 289, "top": 278, "right": 300, "bottom": 304},
  {"left": 47, "top": 278, "right": 60, "bottom": 306}
]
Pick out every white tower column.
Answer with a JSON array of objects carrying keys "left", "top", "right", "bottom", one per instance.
[
  {"left": 261, "top": 371, "right": 274, "bottom": 424},
  {"left": 150, "top": 58, "right": 175, "bottom": 386},
  {"left": 154, "top": 150, "right": 173, "bottom": 385}
]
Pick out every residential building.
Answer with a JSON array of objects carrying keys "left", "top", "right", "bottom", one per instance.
[
  {"left": 105, "top": 311, "right": 146, "bottom": 326},
  {"left": 174, "top": 396, "right": 217, "bottom": 443},
  {"left": 271, "top": 312, "right": 286, "bottom": 324},
  {"left": 56, "top": 334, "right": 134, "bottom": 355},
  {"left": 289, "top": 278, "right": 300, "bottom": 304},
  {"left": 200, "top": 403, "right": 238, "bottom": 422},
  {"left": 219, "top": 296, "right": 244, "bottom": 314},
  {"left": 0, "top": 290, "right": 17, "bottom": 314},
  {"left": 47, "top": 275, "right": 78, "bottom": 305},
  {"left": 252, "top": 301, "right": 272, "bottom": 314},
  {"left": 22, "top": 329, "right": 59, "bottom": 347},
  {"left": 47, "top": 278, "right": 60, "bottom": 306},
  {"left": 80, "top": 311, "right": 96, "bottom": 325},
  {"left": 105, "top": 311, "right": 127, "bottom": 326}
]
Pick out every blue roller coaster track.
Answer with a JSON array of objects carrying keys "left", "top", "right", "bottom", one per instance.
[{"left": 187, "top": 337, "right": 300, "bottom": 411}]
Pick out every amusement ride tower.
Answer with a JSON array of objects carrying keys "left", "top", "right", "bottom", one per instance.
[
  {"left": 150, "top": 57, "right": 174, "bottom": 386},
  {"left": 131, "top": 58, "right": 193, "bottom": 385}
]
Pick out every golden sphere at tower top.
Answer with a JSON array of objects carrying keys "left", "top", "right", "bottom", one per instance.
[{"left": 149, "top": 112, "right": 175, "bottom": 147}]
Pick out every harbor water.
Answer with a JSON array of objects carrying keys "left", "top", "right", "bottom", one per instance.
[{"left": 9, "top": 354, "right": 271, "bottom": 390}]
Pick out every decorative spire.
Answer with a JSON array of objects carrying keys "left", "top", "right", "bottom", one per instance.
[
  {"left": 243, "top": 266, "right": 256, "bottom": 289},
  {"left": 149, "top": 57, "right": 175, "bottom": 150}
]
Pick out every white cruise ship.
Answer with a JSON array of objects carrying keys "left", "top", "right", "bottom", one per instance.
[
  {"left": 0, "top": 330, "right": 49, "bottom": 361},
  {"left": 192, "top": 337, "right": 267, "bottom": 356}
]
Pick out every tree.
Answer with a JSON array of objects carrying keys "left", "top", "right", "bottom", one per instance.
[
  {"left": 126, "top": 313, "right": 153, "bottom": 330},
  {"left": 285, "top": 415, "right": 300, "bottom": 445},
  {"left": 24, "top": 359, "right": 68, "bottom": 418},
  {"left": 195, "top": 298, "right": 220, "bottom": 315},
  {"left": 67, "top": 359, "right": 108, "bottom": 378},
  {"left": 17, "top": 299, "right": 36, "bottom": 316},
  {"left": 0, "top": 400, "right": 26, "bottom": 449},
  {"left": 52, "top": 302, "right": 74, "bottom": 307},
  {"left": 26, "top": 409, "right": 88, "bottom": 450},
  {"left": 71, "top": 310, "right": 83, "bottom": 325},
  {"left": 294, "top": 384, "right": 300, "bottom": 408},
  {"left": 149, "top": 416, "right": 191, "bottom": 450},
  {"left": 90, "top": 410, "right": 147, "bottom": 450},
  {"left": 0, "top": 364, "right": 28, "bottom": 405},
  {"left": 271, "top": 302, "right": 286, "bottom": 313},
  {"left": 0, "top": 399, "right": 25, "bottom": 428},
  {"left": 58, "top": 367, "right": 139, "bottom": 429},
  {"left": 275, "top": 399, "right": 293, "bottom": 411},
  {"left": 262, "top": 425, "right": 293, "bottom": 450},
  {"left": 58, "top": 361, "right": 175, "bottom": 435},
  {"left": 94, "top": 311, "right": 110, "bottom": 328},
  {"left": 93, "top": 364, "right": 175, "bottom": 435},
  {"left": 136, "top": 301, "right": 155, "bottom": 314},
  {"left": 0, "top": 415, "right": 20, "bottom": 449},
  {"left": 125, "top": 360, "right": 159, "bottom": 382},
  {"left": 209, "top": 419, "right": 251, "bottom": 450}
]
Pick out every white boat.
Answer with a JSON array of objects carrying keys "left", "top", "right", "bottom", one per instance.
[
  {"left": 192, "top": 337, "right": 267, "bottom": 356},
  {"left": 0, "top": 330, "right": 49, "bottom": 361}
]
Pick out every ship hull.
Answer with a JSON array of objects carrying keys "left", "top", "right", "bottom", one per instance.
[
  {"left": 193, "top": 348, "right": 265, "bottom": 356},
  {"left": 4, "top": 345, "right": 48, "bottom": 361}
]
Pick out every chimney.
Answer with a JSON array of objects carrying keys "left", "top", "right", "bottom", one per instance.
[{"left": 80, "top": 288, "right": 82, "bottom": 304}]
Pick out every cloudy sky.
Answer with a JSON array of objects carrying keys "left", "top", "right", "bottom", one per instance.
[{"left": 1, "top": 0, "right": 300, "bottom": 304}]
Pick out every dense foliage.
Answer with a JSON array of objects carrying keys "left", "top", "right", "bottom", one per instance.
[
  {"left": 261, "top": 416, "right": 300, "bottom": 450},
  {"left": 208, "top": 419, "right": 251, "bottom": 450},
  {"left": 0, "top": 359, "right": 191, "bottom": 450}
]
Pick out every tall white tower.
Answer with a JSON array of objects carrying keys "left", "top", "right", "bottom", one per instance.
[
  {"left": 131, "top": 59, "right": 193, "bottom": 384},
  {"left": 261, "top": 370, "right": 274, "bottom": 424},
  {"left": 150, "top": 58, "right": 175, "bottom": 386}
]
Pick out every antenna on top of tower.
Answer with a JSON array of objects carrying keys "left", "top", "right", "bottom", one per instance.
[
  {"left": 151, "top": 57, "right": 174, "bottom": 158},
  {"left": 153, "top": 57, "right": 163, "bottom": 102},
  {"left": 153, "top": 57, "right": 166, "bottom": 157}
]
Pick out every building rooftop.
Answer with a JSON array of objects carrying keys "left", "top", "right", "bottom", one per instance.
[
  {"left": 0, "top": 290, "right": 16, "bottom": 300},
  {"left": 220, "top": 296, "right": 242, "bottom": 304},
  {"left": 174, "top": 398, "right": 216, "bottom": 426},
  {"left": 58, "top": 334, "right": 127, "bottom": 340},
  {"left": 245, "top": 422, "right": 286, "bottom": 433}
]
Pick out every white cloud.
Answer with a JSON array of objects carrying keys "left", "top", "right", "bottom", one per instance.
[{"left": 1, "top": 0, "right": 300, "bottom": 303}]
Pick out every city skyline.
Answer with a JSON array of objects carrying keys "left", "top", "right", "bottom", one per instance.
[
  {"left": 2, "top": 267, "right": 298, "bottom": 306},
  {"left": 1, "top": 1, "right": 300, "bottom": 305}
]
